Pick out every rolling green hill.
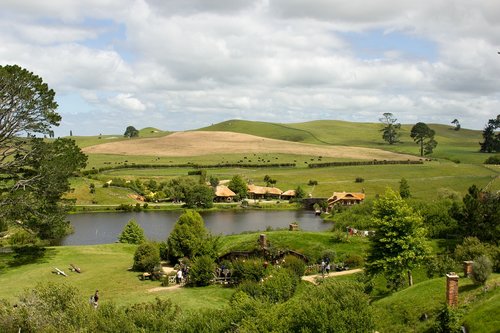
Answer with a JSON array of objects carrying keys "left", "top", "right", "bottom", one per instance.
[{"left": 199, "top": 119, "right": 488, "bottom": 164}]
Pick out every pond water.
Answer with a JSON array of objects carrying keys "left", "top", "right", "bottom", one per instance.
[{"left": 62, "top": 210, "right": 331, "bottom": 245}]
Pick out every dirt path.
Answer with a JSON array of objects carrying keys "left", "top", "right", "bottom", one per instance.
[
  {"left": 301, "top": 268, "right": 363, "bottom": 285},
  {"left": 147, "top": 268, "right": 363, "bottom": 292}
]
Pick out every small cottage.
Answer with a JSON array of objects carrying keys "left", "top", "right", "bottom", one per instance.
[
  {"left": 214, "top": 185, "right": 236, "bottom": 202},
  {"left": 327, "top": 191, "right": 365, "bottom": 208},
  {"left": 281, "top": 189, "right": 296, "bottom": 200},
  {"left": 247, "top": 184, "right": 283, "bottom": 200}
]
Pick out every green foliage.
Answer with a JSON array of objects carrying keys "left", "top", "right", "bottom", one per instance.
[
  {"left": 281, "top": 254, "right": 306, "bottom": 278},
  {"left": 228, "top": 174, "right": 248, "bottom": 199},
  {"left": 188, "top": 255, "right": 216, "bottom": 287},
  {"left": 118, "top": 219, "right": 146, "bottom": 244},
  {"left": 380, "top": 112, "right": 401, "bottom": 145},
  {"left": 167, "top": 210, "right": 210, "bottom": 262},
  {"left": 285, "top": 280, "right": 375, "bottom": 333},
  {"left": 411, "top": 122, "right": 438, "bottom": 156},
  {"left": 133, "top": 242, "right": 160, "bottom": 272},
  {"left": 416, "top": 200, "right": 458, "bottom": 238},
  {"left": 344, "top": 253, "right": 365, "bottom": 268},
  {"left": 183, "top": 183, "right": 214, "bottom": 208},
  {"left": 479, "top": 115, "right": 499, "bottom": 153},
  {"left": 426, "top": 254, "right": 458, "bottom": 278},
  {"left": 452, "top": 118, "right": 461, "bottom": 131},
  {"left": 232, "top": 258, "right": 267, "bottom": 283},
  {"left": 123, "top": 125, "right": 139, "bottom": 138},
  {"left": 0, "top": 282, "right": 95, "bottom": 332},
  {"left": 399, "top": 177, "right": 410, "bottom": 198},
  {"left": 294, "top": 185, "right": 306, "bottom": 199},
  {"left": 260, "top": 268, "right": 298, "bottom": 303},
  {"left": 484, "top": 154, "right": 500, "bottom": 164},
  {"left": 434, "top": 304, "right": 464, "bottom": 333},
  {"left": 366, "top": 189, "right": 430, "bottom": 289},
  {"left": 472, "top": 255, "right": 493, "bottom": 285},
  {"left": 125, "top": 298, "right": 180, "bottom": 332},
  {"left": 451, "top": 185, "right": 500, "bottom": 243}
]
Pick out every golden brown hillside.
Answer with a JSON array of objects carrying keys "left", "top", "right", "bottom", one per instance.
[{"left": 83, "top": 131, "right": 420, "bottom": 160}]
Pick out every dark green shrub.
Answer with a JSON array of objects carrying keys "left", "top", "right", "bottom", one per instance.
[
  {"left": 355, "top": 177, "right": 364, "bottom": 183},
  {"left": 484, "top": 155, "right": 500, "bottom": 164},
  {"left": 188, "top": 255, "right": 216, "bottom": 287},
  {"left": 260, "top": 268, "right": 298, "bottom": 303},
  {"left": 118, "top": 219, "right": 145, "bottom": 244},
  {"left": 125, "top": 298, "right": 180, "bottom": 332},
  {"left": 237, "top": 280, "right": 262, "bottom": 299},
  {"left": 133, "top": 242, "right": 160, "bottom": 273},
  {"left": 232, "top": 258, "right": 267, "bottom": 283},
  {"left": 426, "top": 254, "right": 457, "bottom": 278},
  {"left": 471, "top": 255, "right": 492, "bottom": 285},
  {"left": 158, "top": 241, "right": 168, "bottom": 260},
  {"left": 281, "top": 255, "right": 306, "bottom": 278},
  {"left": 434, "top": 304, "right": 463, "bottom": 333},
  {"left": 344, "top": 254, "right": 364, "bottom": 268},
  {"left": 116, "top": 204, "right": 133, "bottom": 212}
]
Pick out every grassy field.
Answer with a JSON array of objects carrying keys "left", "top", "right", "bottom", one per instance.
[{"left": 62, "top": 119, "right": 499, "bottom": 207}]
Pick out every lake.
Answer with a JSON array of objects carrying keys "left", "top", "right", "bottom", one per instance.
[{"left": 62, "top": 210, "right": 331, "bottom": 245}]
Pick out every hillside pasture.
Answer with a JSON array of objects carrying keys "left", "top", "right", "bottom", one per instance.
[{"left": 82, "top": 131, "right": 420, "bottom": 161}]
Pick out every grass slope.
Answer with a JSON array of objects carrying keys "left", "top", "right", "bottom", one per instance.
[{"left": 200, "top": 119, "right": 488, "bottom": 164}]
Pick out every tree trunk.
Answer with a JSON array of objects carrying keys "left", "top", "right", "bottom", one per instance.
[
  {"left": 407, "top": 270, "right": 413, "bottom": 286},
  {"left": 420, "top": 140, "right": 424, "bottom": 156}
]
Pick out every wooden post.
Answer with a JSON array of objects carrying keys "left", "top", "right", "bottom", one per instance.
[
  {"left": 259, "top": 234, "right": 267, "bottom": 248},
  {"left": 446, "top": 273, "right": 459, "bottom": 307}
]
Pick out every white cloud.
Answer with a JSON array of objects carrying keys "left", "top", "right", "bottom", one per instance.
[
  {"left": 0, "top": 0, "right": 499, "bottom": 135},
  {"left": 108, "top": 94, "right": 147, "bottom": 112}
]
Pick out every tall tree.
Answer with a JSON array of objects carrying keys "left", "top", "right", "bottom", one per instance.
[
  {"left": 450, "top": 185, "right": 500, "bottom": 244},
  {"left": 0, "top": 65, "right": 86, "bottom": 241},
  {"left": 379, "top": 113, "right": 401, "bottom": 145},
  {"left": 228, "top": 175, "right": 248, "bottom": 199},
  {"left": 124, "top": 125, "right": 139, "bottom": 138},
  {"left": 167, "top": 210, "right": 210, "bottom": 262},
  {"left": 410, "top": 122, "right": 437, "bottom": 156},
  {"left": 451, "top": 119, "right": 461, "bottom": 131},
  {"left": 366, "top": 189, "right": 430, "bottom": 289},
  {"left": 479, "top": 115, "right": 500, "bottom": 153}
]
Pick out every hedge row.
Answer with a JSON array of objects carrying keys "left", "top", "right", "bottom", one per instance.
[
  {"left": 81, "top": 162, "right": 297, "bottom": 175},
  {"left": 308, "top": 160, "right": 424, "bottom": 168}
]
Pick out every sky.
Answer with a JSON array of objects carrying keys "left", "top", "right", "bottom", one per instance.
[{"left": 1, "top": 0, "right": 499, "bottom": 136}]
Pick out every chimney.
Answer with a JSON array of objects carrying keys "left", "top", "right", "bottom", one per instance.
[
  {"left": 259, "top": 234, "right": 267, "bottom": 248},
  {"left": 446, "top": 273, "right": 459, "bottom": 307},
  {"left": 463, "top": 261, "right": 474, "bottom": 278}
]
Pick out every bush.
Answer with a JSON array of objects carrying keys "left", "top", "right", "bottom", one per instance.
[
  {"left": 125, "top": 298, "right": 180, "bottom": 332},
  {"left": 355, "top": 177, "right": 364, "bottom": 183},
  {"left": 118, "top": 219, "right": 145, "bottom": 244},
  {"left": 237, "top": 280, "right": 262, "bottom": 299},
  {"left": 133, "top": 242, "right": 160, "bottom": 273},
  {"left": 426, "top": 254, "right": 457, "bottom": 278},
  {"left": 484, "top": 155, "right": 500, "bottom": 164},
  {"left": 471, "top": 255, "right": 492, "bottom": 285},
  {"left": 232, "top": 258, "right": 267, "bottom": 283},
  {"left": 434, "top": 304, "right": 464, "bottom": 333},
  {"left": 188, "top": 255, "right": 216, "bottom": 287},
  {"left": 281, "top": 255, "right": 306, "bottom": 278},
  {"left": 344, "top": 254, "right": 364, "bottom": 268},
  {"left": 260, "top": 268, "right": 298, "bottom": 303}
]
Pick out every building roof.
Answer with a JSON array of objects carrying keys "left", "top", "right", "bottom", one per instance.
[
  {"left": 214, "top": 185, "right": 236, "bottom": 197},
  {"left": 327, "top": 191, "right": 365, "bottom": 204},
  {"left": 281, "top": 190, "right": 296, "bottom": 197},
  {"left": 247, "top": 184, "right": 283, "bottom": 195}
]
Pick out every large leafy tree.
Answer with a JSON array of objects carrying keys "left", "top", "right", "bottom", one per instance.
[
  {"left": 184, "top": 183, "right": 214, "bottom": 208},
  {"left": 0, "top": 65, "right": 87, "bottom": 241},
  {"left": 119, "top": 219, "right": 146, "bottom": 244},
  {"left": 228, "top": 174, "right": 248, "bottom": 199},
  {"left": 410, "top": 122, "right": 437, "bottom": 156},
  {"left": 366, "top": 189, "right": 430, "bottom": 289},
  {"left": 167, "top": 210, "right": 211, "bottom": 262},
  {"left": 450, "top": 185, "right": 499, "bottom": 244},
  {"left": 124, "top": 125, "right": 139, "bottom": 138},
  {"left": 379, "top": 112, "right": 401, "bottom": 145},
  {"left": 479, "top": 115, "right": 500, "bottom": 153}
]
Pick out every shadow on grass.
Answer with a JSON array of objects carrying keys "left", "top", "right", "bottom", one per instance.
[
  {"left": 7, "top": 246, "right": 57, "bottom": 267},
  {"left": 459, "top": 283, "right": 480, "bottom": 293}
]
